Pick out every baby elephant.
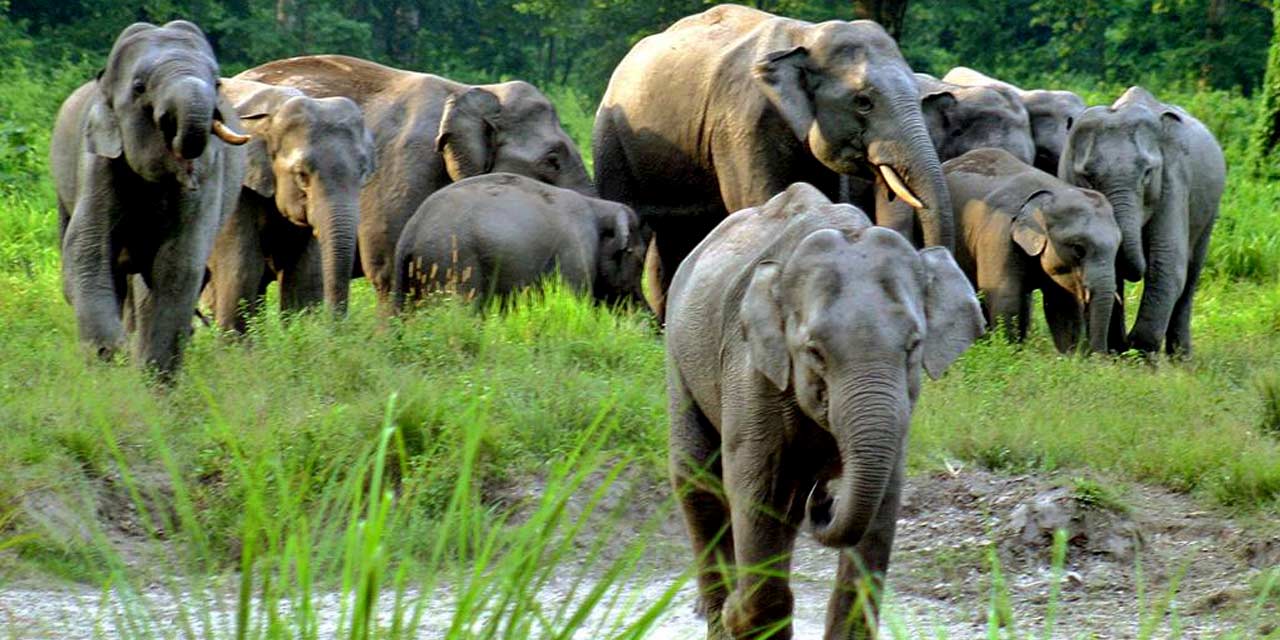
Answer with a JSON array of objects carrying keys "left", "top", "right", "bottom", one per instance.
[
  {"left": 945, "top": 148, "right": 1121, "bottom": 353},
  {"left": 393, "top": 173, "right": 644, "bottom": 309},
  {"left": 666, "top": 183, "right": 983, "bottom": 639}
]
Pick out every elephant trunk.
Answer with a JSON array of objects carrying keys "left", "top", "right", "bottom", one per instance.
[
  {"left": 1084, "top": 266, "right": 1117, "bottom": 354},
  {"left": 871, "top": 95, "right": 954, "bottom": 251},
  {"left": 1105, "top": 189, "right": 1146, "bottom": 282},
  {"left": 560, "top": 149, "right": 598, "bottom": 198},
  {"left": 807, "top": 374, "right": 904, "bottom": 548},
  {"left": 160, "top": 75, "right": 217, "bottom": 161},
  {"left": 311, "top": 184, "right": 358, "bottom": 316}
]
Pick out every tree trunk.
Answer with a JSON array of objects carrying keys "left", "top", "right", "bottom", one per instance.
[
  {"left": 1251, "top": 4, "right": 1280, "bottom": 177},
  {"left": 1199, "top": 0, "right": 1225, "bottom": 91},
  {"left": 854, "top": 0, "right": 909, "bottom": 41}
]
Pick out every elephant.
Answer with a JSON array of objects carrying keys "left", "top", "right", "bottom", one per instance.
[
  {"left": 665, "top": 182, "right": 983, "bottom": 640},
  {"left": 944, "top": 148, "right": 1120, "bottom": 354},
  {"left": 942, "top": 66, "right": 1086, "bottom": 175},
  {"left": 916, "top": 73, "right": 1035, "bottom": 165},
  {"left": 593, "top": 4, "right": 953, "bottom": 318},
  {"left": 392, "top": 173, "right": 644, "bottom": 310},
  {"left": 1058, "top": 86, "right": 1225, "bottom": 357},
  {"left": 203, "top": 78, "right": 374, "bottom": 332},
  {"left": 49, "top": 20, "right": 249, "bottom": 376},
  {"left": 235, "top": 55, "right": 593, "bottom": 305}
]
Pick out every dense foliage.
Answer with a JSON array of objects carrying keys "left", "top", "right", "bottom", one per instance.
[{"left": 1, "top": 0, "right": 1272, "bottom": 96}]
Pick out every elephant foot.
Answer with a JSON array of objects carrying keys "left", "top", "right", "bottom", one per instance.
[{"left": 722, "top": 587, "right": 794, "bottom": 640}]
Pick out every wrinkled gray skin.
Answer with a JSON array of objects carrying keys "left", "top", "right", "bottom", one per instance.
[
  {"left": 1058, "top": 87, "right": 1225, "bottom": 356},
  {"left": 594, "top": 5, "right": 952, "bottom": 318},
  {"left": 204, "top": 79, "right": 374, "bottom": 332},
  {"left": 945, "top": 148, "right": 1120, "bottom": 354},
  {"left": 879, "top": 74, "right": 1036, "bottom": 244},
  {"left": 393, "top": 173, "right": 644, "bottom": 310},
  {"left": 943, "top": 66, "right": 1086, "bottom": 175},
  {"left": 50, "top": 21, "right": 248, "bottom": 376},
  {"left": 666, "top": 183, "right": 983, "bottom": 640},
  {"left": 236, "top": 55, "right": 593, "bottom": 306}
]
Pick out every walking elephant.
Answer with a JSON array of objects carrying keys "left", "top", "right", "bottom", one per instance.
[
  {"left": 942, "top": 66, "right": 1085, "bottom": 175},
  {"left": 235, "top": 55, "right": 593, "bottom": 305},
  {"left": 50, "top": 20, "right": 249, "bottom": 376},
  {"left": 1058, "top": 86, "right": 1225, "bottom": 357},
  {"left": 594, "top": 4, "right": 952, "bottom": 318},
  {"left": 393, "top": 173, "right": 644, "bottom": 310},
  {"left": 204, "top": 78, "right": 374, "bottom": 332},
  {"left": 944, "top": 148, "right": 1120, "bottom": 354},
  {"left": 666, "top": 183, "right": 983, "bottom": 640}
]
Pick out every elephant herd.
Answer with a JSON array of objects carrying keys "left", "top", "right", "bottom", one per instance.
[{"left": 50, "top": 5, "right": 1226, "bottom": 639}]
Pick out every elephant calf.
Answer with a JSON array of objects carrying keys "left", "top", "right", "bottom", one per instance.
[
  {"left": 204, "top": 79, "right": 374, "bottom": 332},
  {"left": 665, "top": 183, "right": 983, "bottom": 639},
  {"left": 393, "top": 173, "right": 644, "bottom": 309},
  {"left": 945, "top": 148, "right": 1120, "bottom": 354}
]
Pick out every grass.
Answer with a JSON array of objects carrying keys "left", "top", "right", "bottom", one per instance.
[{"left": 0, "top": 60, "right": 1277, "bottom": 637}]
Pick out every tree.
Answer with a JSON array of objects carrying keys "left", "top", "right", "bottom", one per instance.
[
  {"left": 854, "top": 0, "right": 908, "bottom": 40},
  {"left": 1251, "top": 3, "right": 1280, "bottom": 177}
]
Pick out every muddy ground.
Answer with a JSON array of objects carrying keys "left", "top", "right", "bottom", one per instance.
[{"left": 1, "top": 468, "right": 1277, "bottom": 639}]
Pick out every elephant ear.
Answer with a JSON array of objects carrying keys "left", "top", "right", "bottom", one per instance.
[
  {"left": 84, "top": 98, "right": 122, "bottom": 159},
  {"left": 740, "top": 261, "right": 790, "bottom": 391},
  {"left": 227, "top": 88, "right": 277, "bottom": 196},
  {"left": 435, "top": 88, "right": 502, "bottom": 182},
  {"left": 1011, "top": 189, "right": 1052, "bottom": 256},
  {"left": 358, "top": 128, "right": 377, "bottom": 186},
  {"left": 919, "top": 247, "right": 984, "bottom": 379},
  {"left": 920, "top": 90, "right": 956, "bottom": 142},
  {"left": 752, "top": 46, "right": 814, "bottom": 144}
]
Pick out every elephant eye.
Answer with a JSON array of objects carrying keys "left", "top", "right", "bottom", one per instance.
[
  {"left": 132, "top": 78, "right": 146, "bottom": 96},
  {"left": 1066, "top": 117, "right": 1075, "bottom": 130},
  {"left": 906, "top": 337, "right": 921, "bottom": 353},
  {"left": 852, "top": 94, "right": 874, "bottom": 115},
  {"left": 805, "top": 344, "right": 826, "bottom": 368},
  {"left": 543, "top": 153, "right": 561, "bottom": 173}
]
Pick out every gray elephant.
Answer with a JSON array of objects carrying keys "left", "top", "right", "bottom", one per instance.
[
  {"left": 393, "top": 173, "right": 644, "bottom": 310},
  {"left": 203, "top": 78, "right": 374, "bottom": 332},
  {"left": 1058, "top": 87, "right": 1225, "bottom": 356},
  {"left": 594, "top": 5, "right": 952, "bottom": 318},
  {"left": 945, "top": 148, "right": 1120, "bottom": 353},
  {"left": 665, "top": 183, "right": 983, "bottom": 640},
  {"left": 235, "top": 55, "right": 593, "bottom": 305},
  {"left": 917, "top": 73, "right": 1034, "bottom": 164},
  {"left": 50, "top": 21, "right": 249, "bottom": 375},
  {"left": 942, "top": 66, "right": 1086, "bottom": 175}
]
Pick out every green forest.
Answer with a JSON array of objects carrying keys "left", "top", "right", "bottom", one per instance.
[{"left": 1, "top": 1, "right": 1279, "bottom": 638}]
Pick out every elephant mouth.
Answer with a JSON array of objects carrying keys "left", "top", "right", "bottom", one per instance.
[
  {"left": 878, "top": 165, "right": 924, "bottom": 209},
  {"left": 805, "top": 478, "right": 836, "bottom": 529}
]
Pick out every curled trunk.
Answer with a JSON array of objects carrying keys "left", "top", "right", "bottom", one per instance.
[
  {"left": 164, "top": 75, "right": 216, "bottom": 161},
  {"left": 807, "top": 380, "right": 904, "bottom": 548}
]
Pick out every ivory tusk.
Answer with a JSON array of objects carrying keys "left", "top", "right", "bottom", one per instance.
[
  {"left": 1115, "top": 292, "right": 1123, "bottom": 305},
  {"left": 212, "top": 120, "right": 251, "bottom": 145},
  {"left": 878, "top": 165, "right": 924, "bottom": 209}
]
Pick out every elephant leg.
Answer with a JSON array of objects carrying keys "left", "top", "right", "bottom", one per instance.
[
  {"left": 62, "top": 168, "right": 127, "bottom": 359},
  {"left": 280, "top": 236, "right": 325, "bottom": 314},
  {"left": 136, "top": 189, "right": 228, "bottom": 375},
  {"left": 720, "top": 431, "right": 801, "bottom": 638},
  {"left": 824, "top": 457, "right": 904, "bottom": 640},
  {"left": 1042, "top": 286, "right": 1083, "bottom": 354},
  {"left": 986, "top": 287, "right": 1028, "bottom": 344},
  {"left": 1165, "top": 225, "right": 1213, "bottom": 358},
  {"left": 208, "top": 201, "right": 266, "bottom": 333},
  {"left": 668, "top": 376, "right": 734, "bottom": 638},
  {"left": 1128, "top": 232, "right": 1189, "bottom": 355}
]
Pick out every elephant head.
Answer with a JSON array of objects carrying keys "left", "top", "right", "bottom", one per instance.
[
  {"left": 752, "top": 21, "right": 953, "bottom": 249},
  {"left": 1059, "top": 87, "right": 1177, "bottom": 283},
  {"left": 587, "top": 198, "right": 646, "bottom": 305},
  {"left": 740, "top": 226, "right": 983, "bottom": 547},
  {"left": 918, "top": 75, "right": 1036, "bottom": 164},
  {"left": 236, "top": 87, "right": 374, "bottom": 315},
  {"left": 435, "top": 82, "right": 595, "bottom": 197},
  {"left": 1009, "top": 188, "right": 1120, "bottom": 353},
  {"left": 1023, "top": 90, "right": 1086, "bottom": 174},
  {"left": 87, "top": 21, "right": 249, "bottom": 186}
]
